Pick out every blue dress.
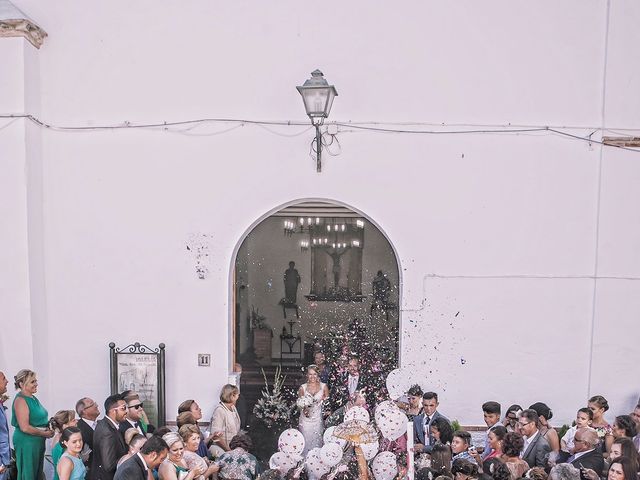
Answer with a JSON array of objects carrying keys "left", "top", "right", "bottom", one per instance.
[{"left": 59, "top": 452, "right": 86, "bottom": 480}]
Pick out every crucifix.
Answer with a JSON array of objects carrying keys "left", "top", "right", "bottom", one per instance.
[{"left": 327, "top": 248, "right": 348, "bottom": 288}]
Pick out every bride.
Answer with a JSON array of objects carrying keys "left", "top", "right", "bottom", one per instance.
[{"left": 297, "top": 364, "right": 329, "bottom": 454}]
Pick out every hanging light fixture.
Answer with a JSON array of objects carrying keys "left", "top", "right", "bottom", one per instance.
[
  {"left": 284, "top": 217, "right": 365, "bottom": 251},
  {"left": 297, "top": 70, "right": 338, "bottom": 173}
]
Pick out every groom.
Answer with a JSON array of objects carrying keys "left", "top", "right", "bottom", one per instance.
[{"left": 330, "top": 357, "right": 369, "bottom": 410}]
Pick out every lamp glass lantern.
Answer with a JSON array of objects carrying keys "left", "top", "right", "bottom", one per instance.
[
  {"left": 297, "top": 69, "right": 338, "bottom": 172},
  {"left": 297, "top": 69, "right": 338, "bottom": 125}
]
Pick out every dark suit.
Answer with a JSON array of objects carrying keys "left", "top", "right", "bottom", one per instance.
[
  {"left": 413, "top": 411, "right": 449, "bottom": 454},
  {"left": 118, "top": 420, "right": 142, "bottom": 440},
  {"left": 330, "top": 373, "right": 370, "bottom": 410},
  {"left": 114, "top": 454, "right": 147, "bottom": 480},
  {"left": 569, "top": 449, "right": 605, "bottom": 480},
  {"left": 78, "top": 418, "right": 96, "bottom": 479},
  {"left": 522, "top": 431, "right": 551, "bottom": 468},
  {"left": 92, "top": 418, "right": 127, "bottom": 480}
]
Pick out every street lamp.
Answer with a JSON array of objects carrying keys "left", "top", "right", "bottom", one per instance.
[{"left": 297, "top": 69, "right": 338, "bottom": 172}]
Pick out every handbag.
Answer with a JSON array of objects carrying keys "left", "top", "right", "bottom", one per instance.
[{"left": 6, "top": 448, "right": 17, "bottom": 480}]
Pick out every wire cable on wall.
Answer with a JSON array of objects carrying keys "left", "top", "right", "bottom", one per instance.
[{"left": 1, "top": 113, "right": 639, "bottom": 154}]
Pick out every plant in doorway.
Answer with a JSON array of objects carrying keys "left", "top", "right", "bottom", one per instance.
[
  {"left": 252, "top": 366, "right": 292, "bottom": 428},
  {"left": 251, "top": 366, "right": 294, "bottom": 464}
]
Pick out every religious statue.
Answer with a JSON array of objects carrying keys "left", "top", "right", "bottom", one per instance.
[
  {"left": 371, "top": 270, "right": 394, "bottom": 318},
  {"left": 372, "top": 270, "right": 391, "bottom": 303},
  {"left": 328, "top": 250, "right": 347, "bottom": 288},
  {"left": 284, "top": 261, "right": 301, "bottom": 304}
]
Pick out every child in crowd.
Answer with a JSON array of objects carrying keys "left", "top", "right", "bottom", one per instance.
[{"left": 561, "top": 407, "right": 593, "bottom": 454}]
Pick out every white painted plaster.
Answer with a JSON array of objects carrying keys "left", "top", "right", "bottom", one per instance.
[{"left": 0, "top": 0, "right": 639, "bottom": 425}]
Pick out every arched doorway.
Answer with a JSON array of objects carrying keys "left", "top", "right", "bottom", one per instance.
[{"left": 231, "top": 200, "right": 400, "bottom": 456}]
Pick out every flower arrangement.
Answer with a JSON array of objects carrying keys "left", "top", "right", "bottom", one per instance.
[{"left": 252, "top": 366, "right": 293, "bottom": 428}]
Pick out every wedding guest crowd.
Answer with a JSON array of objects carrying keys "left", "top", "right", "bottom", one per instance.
[{"left": 0, "top": 364, "right": 638, "bottom": 480}]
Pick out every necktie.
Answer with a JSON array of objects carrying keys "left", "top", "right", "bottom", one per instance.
[{"left": 424, "top": 416, "right": 431, "bottom": 442}]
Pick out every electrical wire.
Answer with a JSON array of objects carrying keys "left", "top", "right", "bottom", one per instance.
[
  {"left": 0, "top": 114, "right": 309, "bottom": 131},
  {"left": 322, "top": 131, "right": 342, "bottom": 156},
  {"left": 1, "top": 113, "right": 639, "bottom": 153}
]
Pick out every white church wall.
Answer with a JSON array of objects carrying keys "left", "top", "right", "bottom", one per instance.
[
  {"left": 589, "top": 0, "right": 640, "bottom": 416},
  {"left": 24, "top": 42, "right": 52, "bottom": 400},
  {"left": 0, "top": 38, "right": 34, "bottom": 376},
  {"left": 401, "top": 276, "right": 595, "bottom": 425},
  {"left": 589, "top": 146, "right": 640, "bottom": 416},
  {"left": 589, "top": 280, "right": 640, "bottom": 414},
  {"left": 603, "top": 0, "right": 640, "bottom": 128},
  {"left": 1, "top": 0, "right": 638, "bottom": 424}
]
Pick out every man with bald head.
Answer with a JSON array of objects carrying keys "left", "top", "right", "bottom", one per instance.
[{"left": 565, "top": 427, "right": 604, "bottom": 480}]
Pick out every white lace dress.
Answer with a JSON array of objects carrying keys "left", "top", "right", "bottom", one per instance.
[{"left": 298, "top": 382, "right": 326, "bottom": 454}]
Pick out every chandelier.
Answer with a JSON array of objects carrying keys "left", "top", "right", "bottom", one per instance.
[{"left": 283, "top": 217, "right": 364, "bottom": 251}]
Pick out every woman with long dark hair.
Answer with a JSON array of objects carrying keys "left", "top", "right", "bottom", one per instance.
[
  {"left": 607, "top": 458, "right": 637, "bottom": 480},
  {"left": 483, "top": 425, "right": 507, "bottom": 462},
  {"left": 430, "top": 416, "right": 454, "bottom": 445}
]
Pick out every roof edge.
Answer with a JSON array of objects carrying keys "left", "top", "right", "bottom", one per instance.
[{"left": 0, "top": 0, "right": 47, "bottom": 49}]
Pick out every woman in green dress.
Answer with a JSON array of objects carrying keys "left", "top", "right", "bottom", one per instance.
[{"left": 11, "top": 369, "right": 54, "bottom": 480}]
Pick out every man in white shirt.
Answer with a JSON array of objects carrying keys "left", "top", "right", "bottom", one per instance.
[{"left": 347, "top": 358, "right": 361, "bottom": 396}]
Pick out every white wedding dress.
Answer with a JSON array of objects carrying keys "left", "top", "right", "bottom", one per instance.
[{"left": 298, "top": 382, "right": 326, "bottom": 454}]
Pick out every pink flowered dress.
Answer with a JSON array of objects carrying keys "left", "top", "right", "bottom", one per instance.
[{"left": 592, "top": 423, "right": 612, "bottom": 452}]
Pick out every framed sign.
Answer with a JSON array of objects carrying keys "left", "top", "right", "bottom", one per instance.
[{"left": 109, "top": 342, "right": 166, "bottom": 426}]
